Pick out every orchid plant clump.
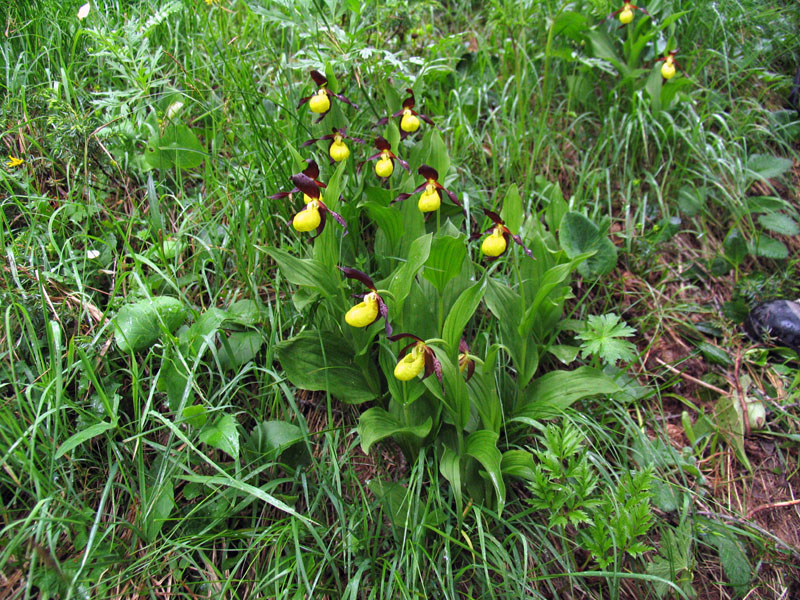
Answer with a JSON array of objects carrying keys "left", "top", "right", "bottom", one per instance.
[{"left": 267, "top": 65, "right": 640, "bottom": 520}]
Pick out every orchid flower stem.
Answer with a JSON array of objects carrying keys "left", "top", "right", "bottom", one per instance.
[
  {"left": 512, "top": 249, "right": 526, "bottom": 407},
  {"left": 437, "top": 295, "right": 444, "bottom": 336},
  {"left": 513, "top": 247, "right": 526, "bottom": 309}
]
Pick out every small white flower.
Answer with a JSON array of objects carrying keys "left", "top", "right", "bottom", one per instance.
[
  {"left": 86, "top": 250, "right": 100, "bottom": 259},
  {"left": 77, "top": 2, "right": 91, "bottom": 20}
]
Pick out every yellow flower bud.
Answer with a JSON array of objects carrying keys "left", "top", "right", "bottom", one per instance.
[
  {"left": 375, "top": 156, "right": 394, "bottom": 178},
  {"left": 394, "top": 344, "right": 425, "bottom": 381},
  {"left": 309, "top": 90, "right": 331, "bottom": 114},
  {"left": 400, "top": 109, "right": 420, "bottom": 133},
  {"left": 345, "top": 293, "right": 379, "bottom": 328},
  {"left": 661, "top": 59, "right": 676, "bottom": 80},
  {"left": 481, "top": 226, "right": 507, "bottom": 257},
  {"left": 330, "top": 140, "right": 350, "bottom": 162},
  {"left": 619, "top": 6, "right": 634, "bottom": 24},
  {"left": 293, "top": 201, "right": 321, "bottom": 232},
  {"left": 418, "top": 184, "right": 441, "bottom": 212}
]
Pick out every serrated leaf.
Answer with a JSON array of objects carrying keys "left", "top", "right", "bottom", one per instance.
[
  {"left": 677, "top": 185, "right": 705, "bottom": 216},
  {"left": 746, "top": 154, "right": 793, "bottom": 180},
  {"left": 723, "top": 228, "right": 748, "bottom": 266},
  {"left": 751, "top": 235, "right": 788, "bottom": 259},
  {"left": 715, "top": 395, "right": 751, "bottom": 472},
  {"left": 714, "top": 533, "right": 752, "bottom": 596},
  {"left": 199, "top": 413, "right": 240, "bottom": 460},
  {"left": 757, "top": 212, "right": 799, "bottom": 236},
  {"left": 576, "top": 313, "right": 637, "bottom": 365}
]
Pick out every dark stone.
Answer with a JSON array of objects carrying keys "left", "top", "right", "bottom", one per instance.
[{"left": 744, "top": 300, "right": 800, "bottom": 352}]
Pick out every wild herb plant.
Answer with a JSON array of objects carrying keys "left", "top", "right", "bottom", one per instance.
[{"left": 2, "top": 0, "right": 799, "bottom": 597}]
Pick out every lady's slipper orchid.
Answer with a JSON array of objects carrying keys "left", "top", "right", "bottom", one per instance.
[
  {"left": 302, "top": 128, "right": 364, "bottom": 163},
  {"left": 458, "top": 338, "right": 475, "bottom": 381},
  {"left": 393, "top": 165, "right": 462, "bottom": 214},
  {"left": 609, "top": 2, "right": 648, "bottom": 24},
  {"left": 269, "top": 159, "right": 326, "bottom": 200},
  {"left": 339, "top": 267, "right": 392, "bottom": 334},
  {"left": 364, "top": 136, "right": 410, "bottom": 178},
  {"left": 657, "top": 51, "right": 681, "bottom": 80},
  {"left": 288, "top": 173, "right": 347, "bottom": 238},
  {"left": 388, "top": 333, "right": 443, "bottom": 389},
  {"left": 377, "top": 89, "right": 434, "bottom": 139},
  {"left": 297, "top": 70, "right": 359, "bottom": 122},
  {"left": 471, "top": 209, "right": 534, "bottom": 259}
]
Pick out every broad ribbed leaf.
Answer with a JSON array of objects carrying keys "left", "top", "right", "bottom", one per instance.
[
  {"left": 465, "top": 430, "right": 505, "bottom": 515},
  {"left": 427, "top": 130, "right": 450, "bottom": 182},
  {"left": 388, "top": 233, "right": 432, "bottom": 307},
  {"left": 423, "top": 228, "right": 467, "bottom": 293},
  {"left": 265, "top": 247, "right": 341, "bottom": 298},
  {"left": 513, "top": 367, "right": 622, "bottom": 420},
  {"left": 442, "top": 277, "right": 487, "bottom": 354},
  {"left": 358, "top": 407, "right": 432, "bottom": 454},
  {"left": 276, "top": 331, "right": 377, "bottom": 404},
  {"left": 500, "top": 184, "right": 523, "bottom": 234},
  {"left": 501, "top": 449, "right": 536, "bottom": 481}
]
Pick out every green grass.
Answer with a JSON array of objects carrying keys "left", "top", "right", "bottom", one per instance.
[{"left": 2, "top": 0, "right": 800, "bottom": 598}]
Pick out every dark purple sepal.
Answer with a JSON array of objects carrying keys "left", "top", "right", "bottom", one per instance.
[{"left": 291, "top": 173, "right": 321, "bottom": 199}]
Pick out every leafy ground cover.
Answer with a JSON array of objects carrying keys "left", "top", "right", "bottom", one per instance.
[{"left": 2, "top": 0, "right": 800, "bottom": 598}]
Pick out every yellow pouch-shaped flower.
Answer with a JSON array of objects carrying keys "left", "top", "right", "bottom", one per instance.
[
  {"left": 418, "top": 185, "right": 441, "bottom": 212},
  {"left": 345, "top": 293, "right": 379, "bottom": 328},
  {"left": 394, "top": 346, "right": 425, "bottom": 381},
  {"left": 309, "top": 91, "right": 331, "bottom": 114},
  {"left": 293, "top": 201, "right": 321, "bottom": 232},
  {"left": 375, "top": 157, "right": 394, "bottom": 178},
  {"left": 481, "top": 227, "right": 508, "bottom": 257}
]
